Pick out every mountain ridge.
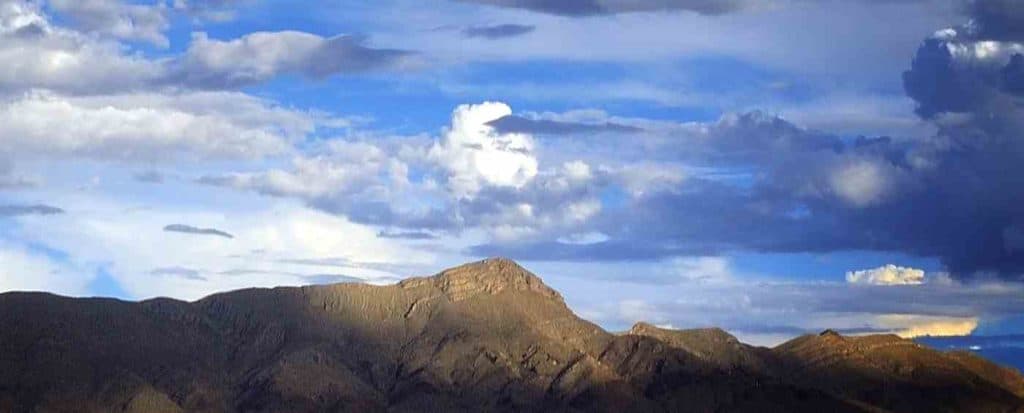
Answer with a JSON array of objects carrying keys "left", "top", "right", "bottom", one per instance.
[{"left": 0, "top": 258, "right": 1021, "bottom": 412}]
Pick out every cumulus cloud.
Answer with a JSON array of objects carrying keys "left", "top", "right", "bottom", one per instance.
[
  {"left": 462, "top": 24, "right": 535, "bottom": 39},
  {"left": 163, "top": 224, "right": 234, "bottom": 239},
  {"left": 0, "top": 2, "right": 413, "bottom": 96},
  {"left": 0, "top": 2, "right": 160, "bottom": 95},
  {"left": 456, "top": 0, "right": 753, "bottom": 16},
  {"left": 846, "top": 264, "right": 926, "bottom": 285},
  {"left": 429, "top": 102, "right": 539, "bottom": 199},
  {"left": 167, "top": 31, "right": 413, "bottom": 89},
  {"left": 828, "top": 161, "right": 892, "bottom": 207}
]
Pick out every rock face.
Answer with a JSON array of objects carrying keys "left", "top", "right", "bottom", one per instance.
[{"left": 0, "top": 258, "right": 1021, "bottom": 412}]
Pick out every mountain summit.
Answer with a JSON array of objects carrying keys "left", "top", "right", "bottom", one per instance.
[{"left": 0, "top": 258, "right": 1021, "bottom": 412}]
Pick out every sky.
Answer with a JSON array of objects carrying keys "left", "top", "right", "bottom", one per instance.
[{"left": 2, "top": 0, "right": 1024, "bottom": 346}]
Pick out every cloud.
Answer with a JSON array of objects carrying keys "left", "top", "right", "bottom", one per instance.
[
  {"left": 0, "top": 243, "right": 87, "bottom": 295},
  {"left": 171, "top": 0, "right": 241, "bottom": 21},
  {"left": 150, "top": 266, "right": 206, "bottom": 281},
  {"left": 0, "top": 2, "right": 160, "bottom": 95},
  {"left": 564, "top": 269, "right": 1020, "bottom": 345},
  {"left": 671, "top": 256, "right": 732, "bottom": 283},
  {"left": 428, "top": 102, "right": 539, "bottom": 199},
  {"left": 133, "top": 170, "right": 164, "bottom": 184},
  {"left": 0, "top": 91, "right": 317, "bottom": 161},
  {"left": 0, "top": 3, "right": 414, "bottom": 96},
  {"left": 828, "top": 160, "right": 892, "bottom": 207},
  {"left": 6, "top": 193, "right": 433, "bottom": 300},
  {"left": 377, "top": 230, "right": 438, "bottom": 240},
  {"left": 456, "top": 0, "right": 753, "bottom": 16},
  {"left": 462, "top": 24, "right": 535, "bottom": 39},
  {"left": 875, "top": 314, "right": 979, "bottom": 338},
  {"left": 163, "top": 224, "right": 234, "bottom": 239},
  {"left": 47, "top": 0, "right": 169, "bottom": 47},
  {"left": 846, "top": 264, "right": 926, "bottom": 285},
  {"left": 962, "top": 0, "right": 1024, "bottom": 41},
  {"left": 167, "top": 31, "right": 414, "bottom": 89},
  {"left": 0, "top": 204, "right": 64, "bottom": 216},
  {"left": 486, "top": 114, "right": 642, "bottom": 135}
]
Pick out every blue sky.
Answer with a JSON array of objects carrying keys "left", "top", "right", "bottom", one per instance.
[{"left": 2, "top": 0, "right": 1024, "bottom": 346}]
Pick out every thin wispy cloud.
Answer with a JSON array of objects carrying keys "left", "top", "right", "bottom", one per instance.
[{"left": 163, "top": 224, "right": 234, "bottom": 239}]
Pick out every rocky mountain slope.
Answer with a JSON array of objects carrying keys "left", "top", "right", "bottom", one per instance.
[{"left": 0, "top": 258, "right": 1021, "bottom": 412}]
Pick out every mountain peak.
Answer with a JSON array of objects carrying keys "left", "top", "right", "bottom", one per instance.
[
  {"left": 400, "top": 257, "right": 563, "bottom": 302},
  {"left": 819, "top": 329, "right": 841, "bottom": 337}
]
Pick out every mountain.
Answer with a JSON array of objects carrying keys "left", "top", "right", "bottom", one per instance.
[{"left": 0, "top": 258, "right": 1021, "bottom": 412}]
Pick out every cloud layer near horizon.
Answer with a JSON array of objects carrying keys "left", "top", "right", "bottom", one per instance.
[{"left": 2, "top": 0, "right": 1024, "bottom": 341}]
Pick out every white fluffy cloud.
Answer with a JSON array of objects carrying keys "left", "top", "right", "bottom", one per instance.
[
  {"left": 0, "top": 2, "right": 159, "bottom": 95},
  {"left": 0, "top": 91, "right": 324, "bottom": 161},
  {"left": 429, "top": 102, "right": 539, "bottom": 198},
  {"left": 0, "top": 1, "right": 409, "bottom": 96},
  {"left": 846, "top": 264, "right": 926, "bottom": 286}
]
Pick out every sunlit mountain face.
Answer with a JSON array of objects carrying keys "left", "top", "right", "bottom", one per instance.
[{"left": 2, "top": 0, "right": 1024, "bottom": 370}]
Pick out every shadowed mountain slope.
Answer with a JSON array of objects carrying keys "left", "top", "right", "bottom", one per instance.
[{"left": 0, "top": 258, "right": 1021, "bottom": 412}]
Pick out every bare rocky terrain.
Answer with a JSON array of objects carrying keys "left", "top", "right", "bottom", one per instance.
[{"left": 1, "top": 258, "right": 1021, "bottom": 412}]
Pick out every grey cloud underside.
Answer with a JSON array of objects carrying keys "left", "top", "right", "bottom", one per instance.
[
  {"left": 462, "top": 24, "right": 535, "bottom": 39},
  {"left": 0, "top": 204, "right": 64, "bottom": 216},
  {"left": 376, "top": 230, "right": 438, "bottom": 240},
  {"left": 163, "top": 224, "right": 234, "bottom": 239},
  {"left": 162, "top": 33, "right": 413, "bottom": 89},
  {"left": 150, "top": 266, "right": 206, "bottom": 281},
  {"left": 456, "top": 0, "right": 751, "bottom": 16},
  {"left": 133, "top": 170, "right": 164, "bottom": 184},
  {"left": 486, "top": 115, "right": 643, "bottom": 135},
  {"left": 963, "top": 0, "right": 1024, "bottom": 41}
]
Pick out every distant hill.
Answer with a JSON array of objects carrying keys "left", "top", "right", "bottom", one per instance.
[{"left": 1, "top": 258, "right": 1021, "bottom": 412}]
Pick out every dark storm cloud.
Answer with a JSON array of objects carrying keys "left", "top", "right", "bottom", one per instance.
[
  {"left": 487, "top": 115, "right": 643, "bottom": 135},
  {"left": 462, "top": 24, "right": 535, "bottom": 39},
  {"left": 163, "top": 224, "right": 234, "bottom": 239},
  {"left": 467, "top": 7, "right": 1024, "bottom": 280},
  {"left": 0, "top": 204, "right": 64, "bottom": 216},
  {"left": 456, "top": 0, "right": 750, "bottom": 16},
  {"left": 962, "top": 0, "right": 1024, "bottom": 41}
]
